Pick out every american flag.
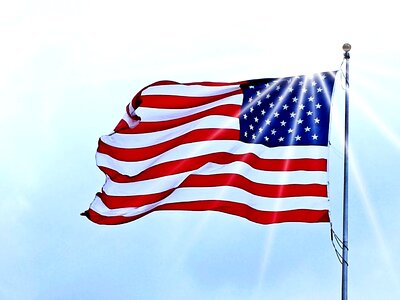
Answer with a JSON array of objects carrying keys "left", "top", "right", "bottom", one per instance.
[{"left": 83, "top": 72, "right": 337, "bottom": 225}]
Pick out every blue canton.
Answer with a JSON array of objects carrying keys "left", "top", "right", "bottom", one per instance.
[{"left": 239, "top": 72, "right": 336, "bottom": 147}]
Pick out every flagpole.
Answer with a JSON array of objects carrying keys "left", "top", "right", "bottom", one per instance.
[{"left": 341, "top": 42, "right": 351, "bottom": 300}]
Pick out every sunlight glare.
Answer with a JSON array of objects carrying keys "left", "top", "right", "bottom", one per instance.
[
  {"left": 349, "top": 150, "right": 400, "bottom": 289},
  {"left": 352, "top": 90, "right": 400, "bottom": 150},
  {"left": 252, "top": 226, "right": 277, "bottom": 300}
]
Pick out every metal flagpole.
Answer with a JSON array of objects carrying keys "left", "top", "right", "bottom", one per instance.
[{"left": 341, "top": 42, "right": 351, "bottom": 300}]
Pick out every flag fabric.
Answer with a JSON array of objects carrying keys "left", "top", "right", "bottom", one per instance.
[{"left": 82, "top": 72, "right": 337, "bottom": 225}]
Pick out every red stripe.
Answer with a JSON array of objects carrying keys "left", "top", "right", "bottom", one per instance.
[
  {"left": 140, "top": 89, "right": 242, "bottom": 109},
  {"left": 118, "top": 104, "right": 241, "bottom": 134},
  {"left": 100, "top": 173, "right": 327, "bottom": 209},
  {"left": 98, "top": 191, "right": 173, "bottom": 209},
  {"left": 180, "top": 174, "right": 327, "bottom": 198},
  {"left": 114, "top": 115, "right": 141, "bottom": 132},
  {"left": 98, "top": 128, "right": 240, "bottom": 162},
  {"left": 186, "top": 81, "right": 245, "bottom": 86},
  {"left": 84, "top": 204, "right": 329, "bottom": 225},
  {"left": 99, "top": 152, "right": 327, "bottom": 183},
  {"left": 114, "top": 119, "right": 129, "bottom": 132}
]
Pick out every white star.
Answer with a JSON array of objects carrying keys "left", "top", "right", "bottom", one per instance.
[
  {"left": 259, "top": 127, "right": 263, "bottom": 133},
  {"left": 264, "top": 136, "right": 269, "bottom": 141},
  {"left": 288, "top": 128, "right": 294, "bottom": 134},
  {"left": 248, "top": 97, "right": 253, "bottom": 103},
  {"left": 269, "top": 102, "right": 274, "bottom": 108},
  {"left": 244, "top": 131, "right": 248, "bottom": 137},
  {"left": 271, "top": 129, "right": 277, "bottom": 135},
  {"left": 297, "top": 119, "right": 304, "bottom": 124},
  {"left": 290, "top": 112, "right": 296, "bottom": 118},
  {"left": 280, "top": 120, "right": 286, "bottom": 126},
  {"left": 252, "top": 134, "right": 256, "bottom": 140},
  {"left": 321, "top": 74, "right": 326, "bottom": 80},
  {"left": 256, "top": 91, "right": 261, "bottom": 96},
  {"left": 302, "top": 88, "right": 308, "bottom": 94},
  {"left": 292, "top": 97, "right": 298, "bottom": 103},
  {"left": 254, "top": 117, "right": 259, "bottom": 123},
  {"left": 276, "top": 85, "right": 281, "bottom": 91},
  {"left": 316, "top": 103, "right": 322, "bottom": 109},
  {"left": 257, "top": 100, "right": 262, "bottom": 106},
  {"left": 249, "top": 124, "right": 254, "bottom": 130},
  {"left": 304, "top": 126, "right": 311, "bottom": 132},
  {"left": 243, "top": 114, "right": 248, "bottom": 120},
  {"left": 314, "top": 118, "right": 320, "bottom": 124},
  {"left": 261, "top": 109, "right": 266, "bottom": 115},
  {"left": 312, "top": 80, "right": 317, "bottom": 86},
  {"left": 317, "top": 87, "right": 323, "bottom": 93},
  {"left": 265, "top": 119, "right": 271, "bottom": 125},
  {"left": 299, "top": 81, "right": 304, "bottom": 86},
  {"left": 278, "top": 137, "right": 285, "bottom": 142},
  {"left": 288, "top": 87, "right": 294, "bottom": 93},
  {"left": 249, "top": 86, "right": 254, "bottom": 89},
  {"left": 265, "top": 83, "right": 270, "bottom": 88},
  {"left": 295, "top": 135, "right": 301, "bottom": 141},
  {"left": 312, "top": 134, "right": 318, "bottom": 140},
  {"left": 308, "top": 96, "right": 314, "bottom": 102},
  {"left": 274, "top": 112, "right": 280, "bottom": 118},
  {"left": 266, "top": 94, "right": 271, "bottom": 99},
  {"left": 278, "top": 96, "right": 284, "bottom": 101},
  {"left": 299, "top": 104, "right": 305, "bottom": 110},
  {"left": 283, "top": 104, "right": 289, "bottom": 110},
  {"left": 250, "top": 107, "right": 254, "bottom": 113},
  {"left": 307, "top": 111, "right": 313, "bottom": 116}
]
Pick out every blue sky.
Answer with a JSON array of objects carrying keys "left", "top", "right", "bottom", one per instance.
[{"left": 1, "top": 0, "right": 400, "bottom": 299}]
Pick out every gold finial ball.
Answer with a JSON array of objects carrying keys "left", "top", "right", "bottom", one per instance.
[{"left": 343, "top": 43, "right": 351, "bottom": 52}]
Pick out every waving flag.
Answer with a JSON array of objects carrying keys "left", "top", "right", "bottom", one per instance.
[{"left": 82, "top": 72, "right": 337, "bottom": 225}]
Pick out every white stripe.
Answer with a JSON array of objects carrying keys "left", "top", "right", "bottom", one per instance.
[
  {"left": 90, "top": 187, "right": 329, "bottom": 217},
  {"left": 102, "top": 162, "right": 327, "bottom": 196},
  {"left": 121, "top": 112, "right": 139, "bottom": 129},
  {"left": 136, "top": 94, "right": 242, "bottom": 122},
  {"left": 142, "top": 83, "right": 241, "bottom": 97},
  {"left": 96, "top": 142, "right": 328, "bottom": 177},
  {"left": 101, "top": 115, "right": 240, "bottom": 148},
  {"left": 118, "top": 103, "right": 140, "bottom": 129}
]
